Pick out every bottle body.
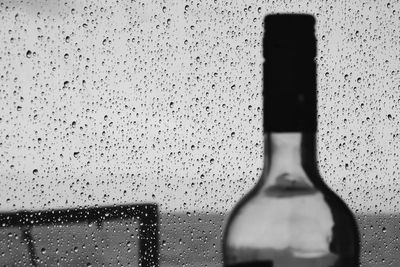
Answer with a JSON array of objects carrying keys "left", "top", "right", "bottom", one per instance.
[
  {"left": 222, "top": 133, "right": 359, "bottom": 267},
  {"left": 222, "top": 13, "right": 359, "bottom": 266}
]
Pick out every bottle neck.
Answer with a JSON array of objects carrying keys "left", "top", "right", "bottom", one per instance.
[{"left": 260, "top": 132, "right": 318, "bottom": 189}]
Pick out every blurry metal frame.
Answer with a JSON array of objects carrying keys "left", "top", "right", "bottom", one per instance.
[{"left": 0, "top": 203, "right": 159, "bottom": 267}]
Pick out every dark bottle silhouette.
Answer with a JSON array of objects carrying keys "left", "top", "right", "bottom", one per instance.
[{"left": 222, "top": 14, "right": 360, "bottom": 267}]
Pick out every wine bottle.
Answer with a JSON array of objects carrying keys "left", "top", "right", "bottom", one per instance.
[{"left": 222, "top": 14, "right": 360, "bottom": 267}]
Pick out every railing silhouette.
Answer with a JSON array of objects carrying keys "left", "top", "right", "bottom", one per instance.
[{"left": 0, "top": 203, "right": 159, "bottom": 267}]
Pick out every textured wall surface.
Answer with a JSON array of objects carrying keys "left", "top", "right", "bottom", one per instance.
[{"left": 0, "top": 0, "right": 399, "bottom": 215}]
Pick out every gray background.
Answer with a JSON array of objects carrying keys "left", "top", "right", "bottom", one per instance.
[
  {"left": 0, "top": 0, "right": 399, "bottom": 266},
  {"left": 1, "top": 0, "right": 398, "bottom": 214}
]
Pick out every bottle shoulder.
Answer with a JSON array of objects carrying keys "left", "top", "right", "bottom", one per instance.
[{"left": 229, "top": 179, "right": 356, "bottom": 222}]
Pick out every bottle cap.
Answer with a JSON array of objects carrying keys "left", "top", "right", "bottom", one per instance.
[
  {"left": 263, "top": 14, "right": 316, "bottom": 58},
  {"left": 263, "top": 14, "right": 317, "bottom": 132}
]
